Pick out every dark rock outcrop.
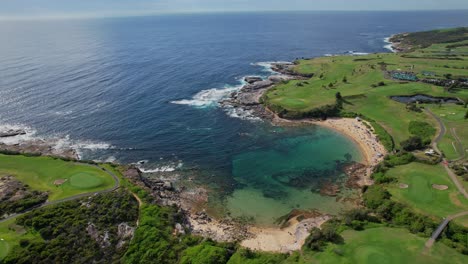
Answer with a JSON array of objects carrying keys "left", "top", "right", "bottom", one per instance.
[{"left": 244, "top": 76, "right": 263, "bottom": 84}]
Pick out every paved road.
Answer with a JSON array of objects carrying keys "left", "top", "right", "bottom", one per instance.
[
  {"left": 425, "top": 211, "right": 468, "bottom": 249},
  {"left": 425, "top": 109, "right": 445, "bottom": 155},
  {"left": 425, "top": 109, "right": 467, "bottom": 199},
  {"left": 0, "top": 164, "right": 120, "bottom": 224}
]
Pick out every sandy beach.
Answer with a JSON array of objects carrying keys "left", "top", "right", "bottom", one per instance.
[
  {"left": 273, "top": 116, "right": 387, "bottom": 165},
  {"left": 241, "top": 215, "right": 331, "bottom": 252}
]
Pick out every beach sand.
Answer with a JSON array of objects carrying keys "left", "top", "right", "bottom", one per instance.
[{"left": 241, "top": 215, "right": 331, "bottom": 253}]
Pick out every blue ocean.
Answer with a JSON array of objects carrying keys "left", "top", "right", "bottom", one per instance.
[{"left": 1, "top": 11, "right": 467, "bottom": 224}]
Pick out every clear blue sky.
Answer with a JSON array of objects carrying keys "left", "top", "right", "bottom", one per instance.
[{"left": 1, "top": 0, "right": 468, "bottom": 19}]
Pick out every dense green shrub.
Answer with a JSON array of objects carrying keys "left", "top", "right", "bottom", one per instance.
[
  {"left": 383, "top": 152, "right": 415, "bottom": 167},
  {"left": 180, "top": 242, "right": 230, "bottom": 264},
  {"left": 400, "top": 136, "right": 424, "bottom": 151},
  {"left": 363, "top": 185, "right": 391, "bottom": 210},
  {"left": 4, "top": 190, "right": 138, "bottom": 264},
  {"left": 408, "top": 121, "right": 436, "bottom": 145}
]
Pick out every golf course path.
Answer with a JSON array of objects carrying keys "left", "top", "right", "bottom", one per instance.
[
  {"left": 425, "top": 109, "right": 468, "bottom": 199},
  {"left": 425, "top": 211, "right": 468, "bottom": 249},
  {"left": 450, "top": 128, "right": 466, "bottom": 161},
  {"left": 425, "top": 109, "right": 445, "bottom": 155},
  {"left": 0, "top": 163, "right": 120, "bottom": 224}
]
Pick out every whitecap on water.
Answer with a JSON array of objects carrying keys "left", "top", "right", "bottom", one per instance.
[
  {"left": 383, "top": 37, "right": 396, "bottom": 53},
  {"left": 138, "top": 162, "right": 183, "bottom": 173},
  {"left": 0, "top": 122, "right": 113, "bottom": 160},
  {"left": 171, "top": 85, "right": 241, "bottom": 108}
]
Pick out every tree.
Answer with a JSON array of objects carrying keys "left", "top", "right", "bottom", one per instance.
[
  {"left": 465, "top": 110, "right": 468, "bottom": 119},
  {"left": 400, "top": 136, "right": 424, "bottom": 151},
  {"left": 335, "top": 92, "right": 342, "bottom": 100},
  {"left": 342, "top": 76, "right": 347, "bottom": 83}
]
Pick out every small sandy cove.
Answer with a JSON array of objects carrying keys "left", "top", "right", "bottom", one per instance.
[
  {"left": 241, "top": 215, "right": 331, "bottom": 252},
  {"left": 188, "top": 117, "right": 387, "bottom": 253},
  {"left": 273, "top": 116, "right": 387, "bottom": 168},
  {"left": 239, "top": 117, "right": 387, "bottom": 252}
]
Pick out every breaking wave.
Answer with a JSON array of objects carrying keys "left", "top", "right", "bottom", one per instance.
[
  {"left": 171, "top": 84, "right": 241, "bottom": 108},
  {"left": 0, "top": 123, "right": 113, "bottom": 160},
  {"left": 383, "top": 37, "right": 396, "bottom": 53}
]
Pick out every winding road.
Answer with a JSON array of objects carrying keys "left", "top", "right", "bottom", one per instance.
[
  {"left": 423, "top": 109, "right": 468, "bottom": 249},
  {"left": 0, "top": 164, "right": 120, "bottom": 224}
]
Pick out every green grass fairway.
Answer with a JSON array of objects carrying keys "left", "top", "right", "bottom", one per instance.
[
  {"left": 424, "top": 104, "right": 468, "bottom": 160},
  {"left": 0, "top": 154, "right": 115, "bottom": 200},
  {"left": 309, "top": 227, "right": 467, "bottom": 264},
  {"left": 0, "top": 240, "right": 8, "bottom": 260},
  {"left": 386, "top": 163, "right": 468, "bottom": 218}
]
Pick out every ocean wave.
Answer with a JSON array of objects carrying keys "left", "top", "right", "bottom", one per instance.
[
  {"left": 251, "top": 61, "right": 291, "bottom": 74},
  {"left": 138, "top": 162, "right": 183, "bottom": 173},
  {"left": 0, "top": 123, "right": 37, "bottom": 145},
  {"left": 325, "top": 51, "right": 370, "bottom": 57},
  {"left": 171, "top": 85, "right": 242, "bottom": 108},
  {"left": 345, "top": 51, "right": 370, "bottom": 56},
  {"left": 224, "top": 106, "right": 262, "bottom": 121},
  {"left": 0, "top": 123, "right": 113, "bottom": 159},
  {"left": 383, "top": 37, "right": 396, "bottom": 53}
]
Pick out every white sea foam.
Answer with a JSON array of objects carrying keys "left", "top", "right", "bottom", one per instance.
[
  {"left": 171, "top": 84, "right": 241, "bottom": 108},
  {"left": 0, "top": 123, "right": 37, "bottom": 145},
  {"left": 139, "top": 162, "right": 183, "bottom": 173},
  {"left": 251, "top": 61, "right": 292, "bottom": 74},
  {"left": 224, "top": 106, "right": 262, "bottom": 121},
  {"left": 383, "top": 37, "right": 396, "bottom": 53},
  {"left": 0, "top": 122, "right": 113, "bottom": 160},
  {"left": 325, "top": 51, "right": 369, "bottom": 57},
  {"left": 346, "top": 51, "right": 370, "bottom": 56}
]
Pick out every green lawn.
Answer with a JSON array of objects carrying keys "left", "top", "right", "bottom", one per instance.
[
  {"left": 424, "top": 104, "right": 468, "bottom": 160},
  {"left": 308, "top": 227, "right": 467, "bottom": 264},
  {"left": 386, "top": 163, "right": 468, "bottom": 218},
  {"left": 0, "top": 218, "right": 41, "bottom": 261},
  {"left": 0, "top": 154, "right": 115, "bottom": 200}
]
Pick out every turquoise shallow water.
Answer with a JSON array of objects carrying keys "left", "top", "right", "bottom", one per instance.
[{"left": 224, "top": 124, "right": 363, "bottom": 226}]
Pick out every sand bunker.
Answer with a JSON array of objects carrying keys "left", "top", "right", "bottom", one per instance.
[
  {"left": 54, "top": 179, "right": 67, "bottom": 186},
  {"left": 399, "top": 183, "right": 409, "bottom": 189},
  {"left": 432, "top": 184, "right": 448, "bottom": 191}
]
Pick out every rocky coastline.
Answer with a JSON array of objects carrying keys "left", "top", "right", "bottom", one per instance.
[
  {"left": 0, "top": 128, "right": 78, "bottom": 160},
  {"left": 220, "top": 62, "right": 311, "bottom": 120}
]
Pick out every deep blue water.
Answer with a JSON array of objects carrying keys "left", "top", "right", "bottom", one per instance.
[{"left": 1, "top": 11, "right": 467, "bottom": 166}]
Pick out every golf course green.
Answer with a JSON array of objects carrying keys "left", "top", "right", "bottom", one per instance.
[
  {"left": 386, "top": 163, "right": 468, "bottom": 218},
  {"left": 0, "top": 154, "right": 115, "bottom": 200},
  {"left": 310, "top": 227, "right": 467, "bottom": 264}
]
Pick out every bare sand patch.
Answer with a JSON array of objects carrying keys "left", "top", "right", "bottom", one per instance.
[
  {"left": 241, "top": 215, "right": 331, "bottom": 253},
  {"left": 432, "top": 184, "right": 449, "bottom": 191},
  {"left": 399, "top": 183, "right": 409, "bottom": 189},
  {"left": 54, "top": 179, "right": 67, "bottom": 186}
]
